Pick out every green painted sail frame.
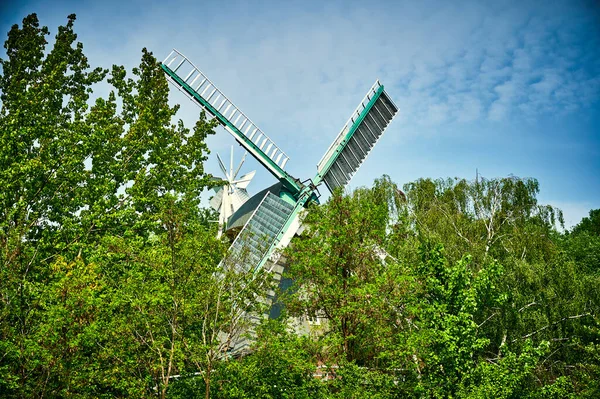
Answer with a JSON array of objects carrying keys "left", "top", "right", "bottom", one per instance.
[
  {"left": 237, "top": 190, "right": 313, "bottom": 275},
  {"left": 160, "top": 58, "right": 303, "bottom": 198},
  {"left": 160, "top": 50, "right": 395, "bottom": 203},
  {"left": 312, "top": 82, "right": 386, "bottom": 187}
]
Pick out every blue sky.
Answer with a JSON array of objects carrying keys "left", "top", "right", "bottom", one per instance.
[{"left": 2, "top": 0, "right": 599, "bottom": 227}]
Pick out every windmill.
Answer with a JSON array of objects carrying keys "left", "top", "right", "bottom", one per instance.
[
  {"left": 210, "top": 146, "right": 255, "bottom": 238},
  {"left": 161, "top": 47, "right": 397, "bottom": 289}
]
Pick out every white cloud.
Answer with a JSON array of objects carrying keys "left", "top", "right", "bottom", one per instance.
[{"left": 4, "top": 0, "right": 598, "bottom": 136}]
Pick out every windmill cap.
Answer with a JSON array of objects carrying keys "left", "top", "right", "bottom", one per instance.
[{"left": 226, "top": 182, "right": 284, "bottom": 234}]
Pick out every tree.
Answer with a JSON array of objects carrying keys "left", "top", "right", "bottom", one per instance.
[
  {"left": 559, "top": 210, "right": 600, "bottom": 397},
  {"left": 80, "top": 42, "right": 270, "bottom": 399},
  {"left": 0, "top": 13, "right": 250, "bottom": 398},
  {"left": 282, "top": 177, "right": 406, "bottom": 366},
  {"left": 397, "top": 177, "right": 598, "bottom": 396},
  {"left": 0, "top": 14, "right": 107, "bottom": 397},
  {"left": 398, "top": 176, "right": 563, "bottom": 266},
  {"left": 395, "top": 244, "right": 508, "bottom": 397},
  {"left": 565, "top": 209, "right": 600, "bottom": 275},
  {"left": 95, "top": 206, "right": 271, "bottom": 399}
]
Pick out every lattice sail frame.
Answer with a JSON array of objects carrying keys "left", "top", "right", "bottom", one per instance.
[
  {"left": 314, "top": 80, "right": 398, "bottom": 192},
  {"left": 227, "top": 192, "right": 295, "bottom": 273},
  {"left": 161, "top": 49, "right": 302, "bottom": 196}
]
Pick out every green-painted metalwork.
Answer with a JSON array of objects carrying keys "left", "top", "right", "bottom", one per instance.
[
  {"left": 160, "top": 63, "right": 304, "bottom": 197},
  {"left": 252, "top": 188, "right": 311, "bottom": 274},
  {"left": 312, "top": 84, "right": 385, "bottom": 186}
]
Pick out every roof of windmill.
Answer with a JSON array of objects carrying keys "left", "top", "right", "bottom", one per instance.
[{"left": 226, "top": 181, "right": 284, "bottom": 233}]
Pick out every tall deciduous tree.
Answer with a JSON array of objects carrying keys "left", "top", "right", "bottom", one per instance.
[
  {"left": 0, "top": 13, "right": 256, "bottom": 398},
  {"left": 283, "top": 176, "right": 407, "bottom": 365},
  {"left": 0, "top": 14, "right": 106, "bottom": 396},
  {"left": 398, "top": 176, "right": 563, "bottom": 266}
]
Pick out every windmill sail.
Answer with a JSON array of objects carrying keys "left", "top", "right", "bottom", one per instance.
[
  {"left": 161, "top": 49, "right": 398, "bottom": 270},
  {"left": 226, "top": 192, "right": 298, "bottom": 273},
  {"left": 314, "top": 81, "right": 398, "bottom": 192},
  {"left": 161, "top": 49, "right": 302, "bottom": 196}
]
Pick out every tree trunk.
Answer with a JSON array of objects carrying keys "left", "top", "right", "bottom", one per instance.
[{"left": 204, "top": 365, "right": 211, "bottom": 399}]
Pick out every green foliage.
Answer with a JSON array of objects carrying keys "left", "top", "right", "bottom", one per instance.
[
  {"left": 281, "top": 176, "right": 598, "bottom": 398},
  {"left": 323, "top": 362, "right": 399, "bottom": 399},
  {"left": 457, "top": 340, "right": 552, "bottom": 399},
  {"left": 0, "top": 13, "right": 109, "bottom": 397},
  {"left": 1, "top": 12, "right": 598, "bottom": 399},
  {"left": 207, "top": 318, "right": 325, "bottom": 399},
  {"left": 395, "top": 177, "right": 598, "bottom": 395},
  {"left": 399, "top": 176, "right": 562, "bottom": 266},
  {"left": 0, "top": 13, "right": 260, "bottom": 399},
  {"left": 283, "top": 177, "right": 407, "bottom": 364},
  {"left": 403, "top": 246, "right": 505, "bottom": 396}
]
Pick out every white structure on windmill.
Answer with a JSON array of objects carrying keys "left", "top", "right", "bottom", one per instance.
[{"left": 210, "top": 146, "right": 255, "bottom": 237}]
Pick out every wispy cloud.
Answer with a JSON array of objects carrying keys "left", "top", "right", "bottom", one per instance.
[
  {"left": 40, "top": 0, "right": 595, "bottom": 141},
  {"left": 385, "top": 2, "right": 600, "bottom": 126}
]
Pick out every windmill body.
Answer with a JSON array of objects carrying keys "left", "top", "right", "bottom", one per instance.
[{"left": 161, "top": 47, "right": 398, "bottom": 291}]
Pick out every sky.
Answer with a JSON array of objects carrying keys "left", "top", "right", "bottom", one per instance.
[{"left": 1, "top": 0, "right": 599, "bottom": 228}]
